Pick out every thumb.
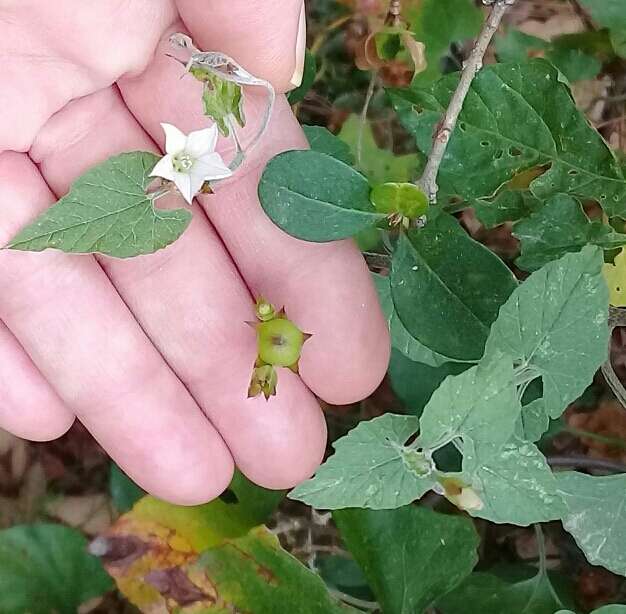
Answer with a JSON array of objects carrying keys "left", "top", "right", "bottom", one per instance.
[{"left": 174, "top": 0, "right": 306, "bottom": 93}]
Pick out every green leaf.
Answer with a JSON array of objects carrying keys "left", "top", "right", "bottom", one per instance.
[
  {"left": 463, "top": 437, "right": 566, "bottom": 525},
  {"left": 496, "top": 30, "right": 601, "bottom": 82},
  {"left": 303, "top": 125, "right": 354, "bottom": 165},
  {"left": 288, "top": 50, "right": 317, "bottom": 105},
  {"left": 439, "top": 567, "right": 566, "bottom": 614},
  {"left": 418, "top": 356, "right": 520, "bottom": 458},
  {"left": 334, "top": 507, "right": 478, "bottom": 614},
  {"left": 546, "top": 47, "right": 602, "bottom": 82},
  {"left": 338, "top": 114, "right": 422, "bottom": 183},
  {"left": 578, "top": 1, "right": 626, "bottom": 31},
  {"left": 373, "top": 273, "right": 456, "bottom": 366},
  {"left": 389, "top": 350, "right": 468, "bottom": 416},
  {"left": 474, "top": 189, "right": 543, "bottom": 228},
  {"left": 6, "top": 152, "right": 192, "bottom": 258},
  {"left": 109, "top": 463, "right": 145, "bottom": 513},
  {"left": 407, "top": 0, "right": 483, "bottom": 85},
  {"left": 495, "top": 30, "right": 549, "bottom": 63},
  {"left": 0, "top": 523, "right": 113, "bottom": 614},
  {"left": 514, "top": 194, "right": 626, "bottom": 271},
  {"left": 484, "top": 246, "right": 609, "bottom": 434},
  {"left": 557, "top": 471, "right": 626, "bottom": 576},
  {"left": 289, "top": 414, "right": 435, "bottom": 510},
  {"left": 258, "top": 150, "right": 385, "bottom": 242},
  {"left": 317, "top": 555, "right": 374, "bottom": 602},
  {"left": 390, "top": 211, "right": 518, "bottom": 361},
  {"left": 191, "top": 68, "right": 245, "bottom": 137},
  {"left": 390, "top": 60, "right": 626, "bottom": 215}
]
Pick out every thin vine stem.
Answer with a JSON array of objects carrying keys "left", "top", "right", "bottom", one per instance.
[
  {"left": 417, "top": 0, "right": 516, "bottom": 203},
  {"left": 357, "top": 71, "right": 379, "bottom": 168}
]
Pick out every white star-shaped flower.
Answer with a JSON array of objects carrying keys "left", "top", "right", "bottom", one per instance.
[{"left": 150, "top": 123, "right": 232, "bottom": 204}]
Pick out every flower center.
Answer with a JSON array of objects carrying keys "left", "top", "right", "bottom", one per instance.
[{"left": 172, "top": 152, "right": 194, "bottom": 173}]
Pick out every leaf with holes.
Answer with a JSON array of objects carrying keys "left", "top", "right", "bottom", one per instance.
[
  {"left": 390, "top": 60, "right": 626, "bottom": 215},
  {"left": 473, "top": 189, "right": 543, "bottom": 228},
  {"left": 557, "top": 471, "right": 626, "bottom": 577},
  {"left": 514, "top": 194, "right": 626, "bottom": 271},
  {"left": 289, "top": 414, "right": 436, "bottom": 510},
  {"left": 6, "top": 152, "right": 192, "bottom": 258},
  {"left": 463, "top": 438, "right": 566, "bottom": 525},
  {"left": 484, "top": 246, "right": 609, "bottom": 437},
  {"left": 390, "top": 211, "right": 517, "bottom": 361},
  {"left": 258, "top": 150, "right": 386, "bottom": 242}
]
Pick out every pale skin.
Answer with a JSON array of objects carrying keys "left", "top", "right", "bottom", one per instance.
[{"left": 0, "top": 0, "right": 390, "bottom": 504}]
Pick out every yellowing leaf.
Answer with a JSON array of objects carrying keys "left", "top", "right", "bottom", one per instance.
[
  {"left": 603, "top": 248, "right": 626, "bottom": 306},
  {"left": 92, "top": 476, "right": 350, "bottom": 613}
]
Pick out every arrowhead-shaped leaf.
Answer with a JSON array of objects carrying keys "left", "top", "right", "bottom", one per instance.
[
  {"left": 484, "top": 246, "right": 609, "bottom": 437},
  {"left": 289, "top": 414, "right": 435, "bottom": 510},
  {"left": 6, "top": 152, "right": 192, "bottom": 258}
]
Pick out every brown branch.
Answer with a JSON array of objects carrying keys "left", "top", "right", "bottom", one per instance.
[{"left": 417, "top": 0, "right": 516, "bottom": 203}]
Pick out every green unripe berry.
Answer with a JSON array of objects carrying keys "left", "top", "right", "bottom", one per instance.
[
  {"left": 370, "top": 183, "right": 429, "bottom": 219},
  {"left": 257, "top": 318, "right": 305, "bottom": 368}
]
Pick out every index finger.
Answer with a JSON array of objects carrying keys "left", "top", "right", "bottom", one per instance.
[{"left": 174, "top": 0, "right": 306, "bottom": 92}]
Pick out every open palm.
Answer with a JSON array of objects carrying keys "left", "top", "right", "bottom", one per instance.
[{"left": 0, "top": 0, "right": 389, "bottom": 504}]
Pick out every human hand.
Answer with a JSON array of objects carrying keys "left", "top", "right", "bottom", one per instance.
[{"left": 0, "top": 0, "right": 390, "bottom": 504}]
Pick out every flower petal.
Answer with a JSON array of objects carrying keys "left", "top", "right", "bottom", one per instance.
[
  {"left": 149, "top": 155, "right": 176, "bottom": 181},
  {"left": 161, "top": 123, "right": 187, "bottom": 155},
  {"left": 185, "top": 125, "right": 219, "bottom": 158},
  {"left": 189, "top": 171, "right": 208, "bottom": 200},
  {"left": 172, "top": 172, "right": 194, "bottom": 205},
  {"left": 194, "top": 152, "right": 233, "bottom": 181}
]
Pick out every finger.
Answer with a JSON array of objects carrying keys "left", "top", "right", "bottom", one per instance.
[
  {"left": 119, "top": 30, "right": 391, "bottom": 405},
  {"left": 0, "top": 320, "right": 75, "bottom": 441},
  {"left": 0, "top": 0, "right": 177, "bottom": 152},
  {"left": 173, "top": 0, "right": 306, "bottom": 92},
  {"left": 0, "top": 151, "right": 234, "bottom": 504},
  {"left": 30, "top": 86, "right": 327, "bottom": 489}
]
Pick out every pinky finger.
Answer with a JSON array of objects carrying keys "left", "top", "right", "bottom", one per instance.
[{"left": 0, "top": 321, "right": 75, "bottom": 441}]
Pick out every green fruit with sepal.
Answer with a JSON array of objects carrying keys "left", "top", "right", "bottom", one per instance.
[
  {"left": 257, "top": 317, "right": 306, "bottom": 368},
  {"left": 371, "top": 182, "right": 429, "bottom": 219}
]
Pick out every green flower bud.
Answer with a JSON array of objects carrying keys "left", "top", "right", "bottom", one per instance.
[{"left": 255, "top": 297, "right": 276, "bottom": 322}]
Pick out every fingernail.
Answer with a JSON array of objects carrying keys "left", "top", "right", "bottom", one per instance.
[{"left": 290, "top": 3, "right": 307, "bottom": 88}]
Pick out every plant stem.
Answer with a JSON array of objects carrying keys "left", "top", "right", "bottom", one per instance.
[
  {"left": 417, "top": 0, "right": 516, "bottom": 203},
  {"left": 548, "top": 455, "right": 626, "bottom": 474},
  {"left": 357, "top": 71, "right": 379, "bottom": 168},
  {"left": 328, "top": 589, "right": 379, "bottom": 612},
  {"left": 534, "top": 524, "right": 547, "bottom": 575},
  {"left": 565, "top": 425, "right": 626, "bottom": 451}
]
